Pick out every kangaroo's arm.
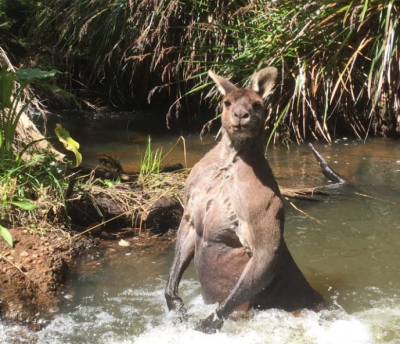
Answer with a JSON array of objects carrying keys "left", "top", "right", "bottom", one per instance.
[
  {"left": 165, "top": 215, "right": 195, "bottom": 321},
  {"left": 197, "top": 192, "right": 284, "bottom": 333}
]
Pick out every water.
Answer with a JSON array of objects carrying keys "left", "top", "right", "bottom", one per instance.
[{"left": 2, "top": 114, "right": 400, "bottom": 343}]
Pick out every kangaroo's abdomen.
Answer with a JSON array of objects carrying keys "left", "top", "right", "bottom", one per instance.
[{"left": 195, "top": 242, "right": 249, "bottom": 305}]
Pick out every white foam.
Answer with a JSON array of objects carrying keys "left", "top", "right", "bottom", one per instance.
[{"left": 1, "top": 279, "right": 400, "bottom": 344}]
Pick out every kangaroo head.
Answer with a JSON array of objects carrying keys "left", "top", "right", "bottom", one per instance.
[{"left": 208, "top": 67, "right": 278, "bottom": 146}]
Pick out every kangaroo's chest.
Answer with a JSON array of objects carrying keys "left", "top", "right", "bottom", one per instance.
[{"left": 188, "top": 166, "right": 247, "bottom": 249}]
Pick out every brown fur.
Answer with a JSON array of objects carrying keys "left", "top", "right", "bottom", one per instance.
[{"left": 165, "top": 68, "right": 325, "bottom": 333}]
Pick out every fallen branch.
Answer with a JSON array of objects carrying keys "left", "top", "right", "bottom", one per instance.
[{"left": 309, "top": 143, "right": 347, "bottom": 184}]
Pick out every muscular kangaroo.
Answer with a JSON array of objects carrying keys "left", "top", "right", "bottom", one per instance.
[{"left": 165, "top": 68, "right": 324, "bottom": 333}]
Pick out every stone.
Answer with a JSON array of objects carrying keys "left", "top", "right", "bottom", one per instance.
[
  {"left": 118, "top": 239, "right": 130, "bottom": 247},
  {"left": 19, "top": 251, "right": 29, "bottom": 257},
  {"left": 100, "top": 231, "right": 110, "bottom": 240}
]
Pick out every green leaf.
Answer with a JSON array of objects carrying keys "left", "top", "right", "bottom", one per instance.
[
  {"left": 40, "top": 83, "right": 74, "bottom": 98},
  {"left": 54, "top": 124, "right": 82, "bottom": 167},
  {"left": 0, "top": 224, "right": 13, "bottom": 247},
  {"left": 15, "top": 68, "right": 61, "bottom": 82},
  {"left": 7, "top": 201, "right": 38, "bottom": 211},
  {"left": 0, "top": 69, "right": 14, "bottom": 110}
]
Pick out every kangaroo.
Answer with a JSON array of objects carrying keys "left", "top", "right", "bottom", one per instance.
[{"left": 165, "top": 68, "right": 325, "bottom": 333}]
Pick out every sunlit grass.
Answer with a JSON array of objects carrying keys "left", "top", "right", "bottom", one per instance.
[{"left": 33, "top": 0, "right": 400, "bottom": 142}]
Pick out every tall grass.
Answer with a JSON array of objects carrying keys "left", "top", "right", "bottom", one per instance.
[
  {"left": 139, "top": 136, "right": 163, "bottom": 184},
  {"left": 32, "top": 0, "right": 400, "bottom": 142}
]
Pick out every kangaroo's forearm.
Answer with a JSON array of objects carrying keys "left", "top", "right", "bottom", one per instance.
[{"left": 216, "top": 251, "right": 279, "bottom": 319}]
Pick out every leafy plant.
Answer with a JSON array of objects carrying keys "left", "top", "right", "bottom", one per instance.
[
  {"left": 0, "top": 68, "right": 70, "bottom": 160},
  {"left": 54, "top": 124, "right": 82, "bottom": 167},
  {"left": 0, "top": 68, "right": 80, "bottom": 246},
  {"left": 0, "top": 224, "right": 13, "bottom": 247}
]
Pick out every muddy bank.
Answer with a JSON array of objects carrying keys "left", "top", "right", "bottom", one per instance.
[
  {"left": 0, "top": 228, "right": 97, "bottom": 329},
  {"left": 0, "top": 224, "right": 177, "bottom": 330}
]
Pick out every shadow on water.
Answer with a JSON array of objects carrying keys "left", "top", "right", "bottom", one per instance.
[{"left": 3, "top": 113, "right": 400, "bottom": 343}]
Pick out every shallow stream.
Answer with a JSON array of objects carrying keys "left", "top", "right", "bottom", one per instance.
[{"left": 1, "top": 114, "right": 400, "bottom": 343}]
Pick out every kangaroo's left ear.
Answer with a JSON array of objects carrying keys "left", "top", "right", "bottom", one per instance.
[
  {"left": 208, "top": 70, "right": 237, "bottom": 96},
  {"left": 251, "top": 67, "right": 278, "bottom": 100}
]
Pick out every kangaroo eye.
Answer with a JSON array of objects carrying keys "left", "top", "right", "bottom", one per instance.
[
  {"left": 224, "top": 100, "right": 231, "bottom": 107},
  {"left": 253, "top": 101, "right": 263, "bottom": 109}
]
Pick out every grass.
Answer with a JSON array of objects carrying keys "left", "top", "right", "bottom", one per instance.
[
  {"left": 29, "top": 0, "right": 400, "bottom": 142},
  {"left": 0, "top": 150, "right": 72, "bottom": 245},
  {"left": 139, "top": 136, "right": 163, "bottom": 185}
]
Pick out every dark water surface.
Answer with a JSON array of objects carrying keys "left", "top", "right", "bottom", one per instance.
[{"left": 2, "top": 113, "right": 400, "bottom": 343}]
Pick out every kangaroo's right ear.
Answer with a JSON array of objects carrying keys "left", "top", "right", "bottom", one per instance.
[
  {"left": 251, "top": 67, "right": 278, "bottom": 100},
  {"left": 208, "top": 70, "right": 237, "bottom": 96}
]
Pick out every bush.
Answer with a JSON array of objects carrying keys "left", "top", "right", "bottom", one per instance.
[{"left": 31, "top": 0, "right": 400, "bottom": 141}]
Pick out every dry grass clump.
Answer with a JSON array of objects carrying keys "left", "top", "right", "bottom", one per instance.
[{"left": 73, "top": 169, "right": 188, "bottom": 233}]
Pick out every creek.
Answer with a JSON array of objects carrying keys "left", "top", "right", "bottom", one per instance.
[{"left": 1, "top": 112, "right": 400, "bottom": 343}]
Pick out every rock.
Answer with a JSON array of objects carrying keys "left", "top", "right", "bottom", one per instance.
[
  {"left": 100, "top": 231, "right": 111, "bottom": 240},
  {"left": 32, "top": 254, "right": 38, "bottom": 259},
  {"left": 118, "top": 239, "right": 130, "bottom": 247},
  {"left": 24, "top": 257, "right": 32, "bottom": 264},
  {"left": 19, "top": 252, "right": 29, "bottom": 257},
  {"left": 37, "top": 259, "right": 43, "bottom": 265}
]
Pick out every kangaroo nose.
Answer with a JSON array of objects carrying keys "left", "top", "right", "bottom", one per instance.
[
  {"left": 231, "top": 111, "right": 250, "bottom": 128},
  {"left": 232, "top": 112, "right": 250, "bottom": 119}
]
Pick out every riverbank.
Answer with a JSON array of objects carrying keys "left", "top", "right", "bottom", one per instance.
[
  {"left": 0, "top": 228, "right": 96, "bottom": 329},
  {"left": 0, "top": 167, "right": 186, "bottom": 328},
  {"left": 0, "top": 224, "right": 177, "bottom": 329}
]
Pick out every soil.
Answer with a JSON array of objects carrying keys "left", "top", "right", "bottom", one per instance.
[
  {"left": 0, "top": 226, "right": 176, "bottom": 330},
  {"left": 0, "top": 228, "right": 98, "bottom": 330}
]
